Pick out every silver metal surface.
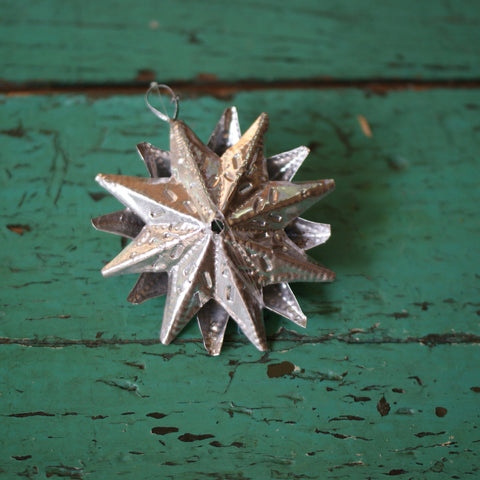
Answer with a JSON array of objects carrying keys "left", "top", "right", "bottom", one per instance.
[{"left": 93, "top": 98, "right": 335, "bottom": 355}]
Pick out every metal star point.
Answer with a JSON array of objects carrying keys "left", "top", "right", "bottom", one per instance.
[{"left": 93, "top": 105, "right": 335, "bottom": 355}]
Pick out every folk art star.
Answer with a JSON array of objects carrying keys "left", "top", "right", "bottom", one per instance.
[{"left": 93, "top": 94, "right": 335, "bottom": 355}]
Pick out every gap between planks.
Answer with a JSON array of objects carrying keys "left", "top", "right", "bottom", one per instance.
[
  {"left": 2, "top": 78, "right": 480, "bottom": 98},
  {"left": 0, "top": 332, "right": 479, "bottom": 348}
]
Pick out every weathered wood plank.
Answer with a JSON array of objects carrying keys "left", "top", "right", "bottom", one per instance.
[
  {"left": 1, "top": 89, "right": 479, "bottom": 343},
  {"left": 0, "top": 343, "right": 478, "bottom": 478},
  {"left": 1, "top": 0, "right": 480, "bottom": 85}
]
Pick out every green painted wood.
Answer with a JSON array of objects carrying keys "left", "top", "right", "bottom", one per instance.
[
  {"left": 1, "top": 90, "right": 479, "bottom": 343},
  {"left": 1, "top": 89, "right": 479, "bottom": 478},
  {"left": 1, "top": 0, "right": 480, "bottom": 85},
  {"left": 1, "top": 343, "right": 479, "bottom": 478}
]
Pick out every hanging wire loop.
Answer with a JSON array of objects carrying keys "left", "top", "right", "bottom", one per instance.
[{"left": 145, "top": 83, "right": 179, "bottom": 122}]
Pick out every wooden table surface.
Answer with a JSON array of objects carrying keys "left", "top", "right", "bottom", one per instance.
[{"left": 1, "top": 1, "right": 479, "bottom": 478}]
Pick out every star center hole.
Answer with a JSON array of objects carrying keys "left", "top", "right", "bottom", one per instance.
[{"left": 211, "top": 219, "right": 225, "bottom": 234}]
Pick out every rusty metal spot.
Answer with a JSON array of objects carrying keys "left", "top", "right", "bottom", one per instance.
[
  {"left": 11, "top": 455, "right": 32, "bottom": 461},
  {"left": 146, "top": 412, "right": 166, "bottom": 419},
  {"left": 7, "top": 224, "right": 31, "bottom": 235},
  {"left": 345, "top": 394, "right": 371, "bottom": 402},
  {"left": 413, "top": 301, "right": 432, "bottom": 311},
  {"left": 435, "top": 406, "right": 448, "bottom": 417},
  {"left": 178, "top": 433, "right": 215, "bottom": 442},
  {"left": 361, "top": 385, "right": 384, "bottom": 391},
  {"left": 443, "top": 298, "right": 456, "bottom": 303},
  {"left": 1, "top": 124, "right": 26, "bottom": 137},
  {"left": 329, "top": 415, "right": 364, "bottom": 422},
  {"left": 9, "top": 411, "right": 54, "bottom": 418},
  {"left": 415, "top": 431, "right": 445, "bottom": 438},
  {"left": 471, "top": 387, "right": 480, "bottom": 393},
  {"left": 315, "top": 429, "right": 371, "bottom": 441},
  {"left": 45, "top": 465, "right": 84, "bottom": 479},
  {"left": 124, "top": 361, "right": 145, "bottom": 370},
  {"left": 151, "top": 426, "right": 178, "bottom": 435},
  {"left": 377, "top": 396, "right": 391, "bottom": 416},
  {"left": 420, "top": 333, "right": 480, "bottom": 345},
  {"left": 267, "top": 361, "right": 295, "bottom": 378},
  {"left": 385, "top": 469, "right": 407, "bottom": 476}
]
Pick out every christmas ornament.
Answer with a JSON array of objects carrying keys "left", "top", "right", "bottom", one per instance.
[{"left": 92, "top": 84, "right": 335, "bottom": 355}]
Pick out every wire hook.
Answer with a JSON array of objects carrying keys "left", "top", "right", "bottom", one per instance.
[{"left": 145, "top": 83, "right": 179, "bottom": 122}]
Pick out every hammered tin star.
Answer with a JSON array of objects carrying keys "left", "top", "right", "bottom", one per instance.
[{"left": 93, "top": 105, "right": 335, "bottom": 355}]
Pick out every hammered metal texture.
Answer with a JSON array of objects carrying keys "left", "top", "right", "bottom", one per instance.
[{"left": 93, "top": 106, "right": 335, "bottom": 355}]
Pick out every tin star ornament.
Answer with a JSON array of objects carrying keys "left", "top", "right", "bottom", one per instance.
[{"left": 93, "top": 84, "right": 335, "bottom": 355}]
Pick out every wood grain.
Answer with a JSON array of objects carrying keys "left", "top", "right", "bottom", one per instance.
[
  {"left": 1, "top": 342, "right": 479, "bottom": 478},
  {"left": 1, "top": 0, "right": 480, "bottom": 86},
  {"left": 1, "top": 86, "right": 479, "bottom": 477},
  {"left": 1, "top": 90, "right": 479, "bottom": 344}
]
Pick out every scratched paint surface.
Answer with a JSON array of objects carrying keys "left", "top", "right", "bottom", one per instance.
[
  {"left": 1, "top": 0, "right": 480, "bottom": 84},
  {"left": 1, "top": 90, "right": 479, "bottom": 342},
  {"left": 0, "top": 89, "right": 479, "bottom": 478},
  {"left": 1, "top": 343, "right": 479, "bottom": 478}
]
